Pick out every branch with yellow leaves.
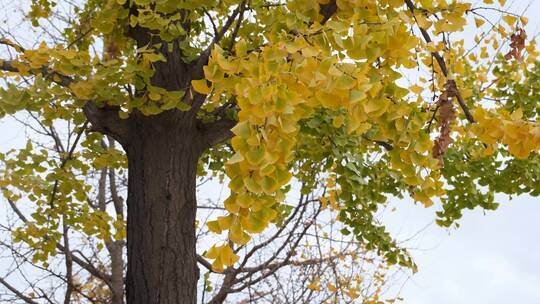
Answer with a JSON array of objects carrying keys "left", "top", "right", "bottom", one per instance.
[
  {"left": 0, "top": 58, "right": 129, "bottom": 144},
  {"left": 0, "top": 115, "right": 128, "bottom": 303},
  {"left": 0, "top": 277, "right": 39, "bottom": 304},
  {"left": 404, "top": 0, "right": 476, "bottom": 123},
  {"left": 3, "top": 195, "right": 114, "bottom": 287}
]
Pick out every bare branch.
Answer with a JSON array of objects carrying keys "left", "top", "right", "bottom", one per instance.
[
  {"left": 4, "top": 196, "right": 113, "bottom": 286},
  {"left": 62, "top": 217, "right": 74, "bottom": 304},
  {"left": 0, "top": 277, "right": 39, "bottom": 304},
  {"left": 197, "top": 255, "right": 214, "bottom": 273}
]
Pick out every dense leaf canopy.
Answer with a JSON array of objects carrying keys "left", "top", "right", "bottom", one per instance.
[{"left": 1, "top": 0, "right": 539, "bottom": 274}]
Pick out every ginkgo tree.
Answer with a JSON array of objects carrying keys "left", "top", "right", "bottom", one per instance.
[
  {"left": 0, "top": 122, "right": 399, "bottom": 304},
  {"left": 1, "top": 0, "right": 539, "bottom": 303}
]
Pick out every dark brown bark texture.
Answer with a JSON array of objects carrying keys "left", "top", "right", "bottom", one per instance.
[
  {"left": 100, "top": 4, "right": 240, "bottom": 302},
  {"left": 123, "top": 111, "right": 205, "bottom": 304},
  {"left": 118, "top": 8, "right": 211, "bottom": 302}
]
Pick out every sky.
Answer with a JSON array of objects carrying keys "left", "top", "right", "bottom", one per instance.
[
  {"left": 2, "top": 1, "right": 540, "bottom": 303},
  {"left": 383, "top": 195, "right": 540, "bottom": 303}
]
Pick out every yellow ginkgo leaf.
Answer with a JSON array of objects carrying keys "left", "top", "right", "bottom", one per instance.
[
  {"left": 474, "top": 17, "right": 485, "bottom": 28},
  {"left": 207, "top": 220, "right": 222, "bottom": 234},
  {"left": 502, "top": 15, "right": 518, "bottom": 27},
  {"left": 191, "top": 79, "right": 211, "bottom": 95},
  {"left": 307, "top": 278, "right": 321, "bottom": 291}
]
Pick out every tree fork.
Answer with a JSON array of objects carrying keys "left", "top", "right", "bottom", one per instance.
[{"left": 118, "top": 8, "right": 235, "bottom": 299}]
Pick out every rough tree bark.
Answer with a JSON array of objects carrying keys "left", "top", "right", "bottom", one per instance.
[
  {"left": 123, "top": 111, "right": 205, "bottom": 304},
  {"left": 114, "top": 6, "right": 213, "bottom": 301}
]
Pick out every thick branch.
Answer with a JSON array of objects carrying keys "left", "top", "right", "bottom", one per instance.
[
  {"left": 107, "top": 136, "right": 124, "bottom": 217},
  {"left": 96, "top": 165, "right": 125, "bottom": 304},
  {"left": 197, "top": 255, "right": 214, "bottom": 273},
  {"left": 198, "top": 118, "right": 237, "bottom": 148},
  {"left": 83, "top": 103, "right": 129, "bottom": 145},
  {"left": 320, "top": 0, "right": 338, "bottom": 24},
  {"left": 0, "top": 59, "right": 19, "bottom": 73}
]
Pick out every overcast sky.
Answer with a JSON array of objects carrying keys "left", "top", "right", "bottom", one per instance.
[
  {"left": 382, "top": 194, "right": 540, "bottom": 303},
  {"left": 1, "top": 1, "right": 540, "bottom": 303}
]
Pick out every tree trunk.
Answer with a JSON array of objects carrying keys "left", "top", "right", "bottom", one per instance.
[
  {"left": 109, "top": 242, "right": 125, "bottom": 304},
  {"left": 124, "top": 113, "right": 203, "bottom": 304}
]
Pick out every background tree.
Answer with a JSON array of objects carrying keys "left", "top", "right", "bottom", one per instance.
[{"left": 1, "top": 0, "right": 539, "bottom": 303}]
